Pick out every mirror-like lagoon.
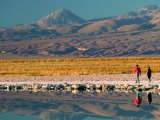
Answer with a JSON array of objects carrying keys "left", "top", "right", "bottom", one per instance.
[{"left": 0, "top": 91, "right": 159, "bottom": 120}]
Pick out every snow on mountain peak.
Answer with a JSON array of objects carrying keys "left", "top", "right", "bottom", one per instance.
[{"left": 37, "top": 8, "right": 85, "bottom": 26}]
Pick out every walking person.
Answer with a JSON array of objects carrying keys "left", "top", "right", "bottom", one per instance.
[
  {"left": 147, "top": 66, "right": 152, "bottom": 82},
  {"left": 133, "top": 65, "right": 141, "bottom": 83}
]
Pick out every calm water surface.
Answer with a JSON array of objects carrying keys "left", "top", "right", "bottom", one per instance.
[{"left": 0, "top": 91, "right": 159, "bottom": 120}]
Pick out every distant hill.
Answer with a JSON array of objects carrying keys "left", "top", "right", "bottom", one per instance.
[
  {"left": 0, "top": 27, "right": 5, "bottom": 32},
  {"left": 1, "top": 5, "right": 160, "bottom": 58}
]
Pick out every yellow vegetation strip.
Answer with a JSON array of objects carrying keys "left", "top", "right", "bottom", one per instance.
[{"left": 0, "top": 57, "right": 160, "bottom": 76}]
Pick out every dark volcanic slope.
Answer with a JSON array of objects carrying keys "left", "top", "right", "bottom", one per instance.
[
  {"left": 1, "top": 28, "right": 160, "bottom": 58},
  {"left": 1, "top": 5, "right": 160, "bottom": 58}
]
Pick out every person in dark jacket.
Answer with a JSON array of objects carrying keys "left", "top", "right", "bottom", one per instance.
[{"left": 147, "top": 66, "right": 152, "bottom": 82}]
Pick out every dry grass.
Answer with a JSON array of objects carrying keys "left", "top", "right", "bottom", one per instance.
[{"left": 0, "top": 57, "right": 160, "bottom": 76}]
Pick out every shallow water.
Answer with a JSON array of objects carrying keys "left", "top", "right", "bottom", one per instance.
[{"left": 0, "top": 91, "right": 159, "bottom": 120}]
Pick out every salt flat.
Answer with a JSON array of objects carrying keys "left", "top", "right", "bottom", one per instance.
[{"left": 0, "top": 73, "right": 159, "bottom": 85}]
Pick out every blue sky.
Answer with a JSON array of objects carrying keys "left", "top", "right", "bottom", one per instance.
[{"left": 1, "top": 0, "right": 160, "bottom": 28}]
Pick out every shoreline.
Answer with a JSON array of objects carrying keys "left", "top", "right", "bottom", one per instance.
[{"left": 0, "top": 74, "right": 159, "bottom": 93}]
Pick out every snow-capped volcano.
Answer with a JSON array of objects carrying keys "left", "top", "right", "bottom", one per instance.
[
  {"left": 37, "top": 8, "right": 86, "bottom": 26},
  {"left": 120, "top": 5, "right": 160, "bottom": 18}
]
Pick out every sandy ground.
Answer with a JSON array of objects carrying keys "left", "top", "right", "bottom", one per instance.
[{"left": 0, "top": 73, "right": 160, "bottom": 85}]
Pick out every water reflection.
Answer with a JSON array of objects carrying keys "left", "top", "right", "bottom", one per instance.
[
  {"left": 133, "top": 91, "right": 142, "bottom": 107},
  {"left": 0, "top": 91, "right": 159, "bottom": 120},
  {"left": 147, "top": 92, "right": 152, "bottom": 105}
]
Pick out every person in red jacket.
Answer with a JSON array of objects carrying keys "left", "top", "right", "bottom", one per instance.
[
  {"left": 133, "top": 91, "right": 142, "bottom": 107},
  {"left": 133, "top": 65, "right": 141, "bottom": 83}
]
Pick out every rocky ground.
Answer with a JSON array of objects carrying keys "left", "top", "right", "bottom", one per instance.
[{"left": 0, "top": 73, "right": 159, "bottom": 93}]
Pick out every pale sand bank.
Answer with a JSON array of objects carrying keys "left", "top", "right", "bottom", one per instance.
[{"left": 0, "top": 73, "right": 160, "bottom": 85}]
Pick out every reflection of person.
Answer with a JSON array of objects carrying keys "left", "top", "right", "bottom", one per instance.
[
  {"left": 133, "top": 91, "right": 142, "bottom": 107},
  {"left": 147, "top": 66, "right": 152, "bottom": 82},
  {"left": 133, "top": 65, "right": 141, "bottom": 83},
  {"left": 147, "top": 92, "right": 152, "bottom": 105}
]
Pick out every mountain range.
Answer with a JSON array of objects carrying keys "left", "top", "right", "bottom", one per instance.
[{"left": 1, "top": 5, "right": 160, "bottom": 58}]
